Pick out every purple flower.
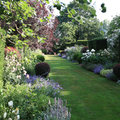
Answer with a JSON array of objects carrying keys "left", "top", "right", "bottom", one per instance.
[
  {"left": 26, "top": 76, "right": 63, "bottom": 97},
  {"left": 93, "top": 65, "right": 104, "bottom": 74},
  {"left": 26, "top": 75, "right": 39, "bottom": 84}
]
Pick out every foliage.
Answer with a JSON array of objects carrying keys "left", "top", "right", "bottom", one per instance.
[
  {"left": 88, "top": 37, "right": 107, "bottom": 51},
  {"left": 82, "top": 63, "right": 98, "bottom": 72},
  {"left": 5, "top": 47, "right": 21, "bottom": 58},
  {"left": 107, "top": 15, "right": 120, "bottom": 35},
  {"left": 0, "top": 83, "right": 50, "bottom": 120},
  {"left": 81, "top": 46, "right": 88, "bottom": 53},
  {"left": 107, "top": 29, "right": 120, "bottom": 60},
  {"left": 104, "top": 62, "right": 118, "bottom": 69},
  {"left": 26, "top": 76, "right": 63, "bottom": 98},
  {"left": 113, "top": 64, "right": 120, "bottom": 79},
  {"left": 100, "top": 69, "right": 113, "bottom": 77},
  {"left": 0, "top": 28, "right": 5, "bottom": 88},
  {"left": 0, "top": 0, "right": 59, "bottom": 52},
  {"left": 41, "top": 98, "right": 71, "bottom": 120},
  {"left": 82, "top": 49, "right": 112, "bottom": 64},
  {"left": 22, "top": 49, "right": 43, "bottom": 75},
  {"left": 4, "top": 52, "right": 28, "bottom": 85},
  {"left": 93, "top": 65, "right": 104, "bottom": 74},
  {"left": 106, "top": 72, "right": 118, "bottom": 82},
  {"left": 65, "top": 45, "right": 83, "bottom": 61},
  {"left": 76, "top": 53, "right": 82, "bottom": 64},
  {"left": 35, "top": 62, "right": 50, "bottom": 78},
  {"left": 55, "top": 22, "right": 78, "bottom": 49},
  {"left": 36, "top": 55, "right": 45, "bottom": 62}
]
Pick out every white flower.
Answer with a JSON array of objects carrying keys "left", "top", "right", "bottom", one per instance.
[
  {"left": 8, "top": 101, "right": 13, "bottom": 107},
  {"left": 26, "top": 74, "right": 30, "bottom": 79},
  {"left": 12, "top": 110, "right": 15, "bottom": 113},
  {"left": 3, "top": 112, "right": 7, "bottom": 118},
  {"left": 16, "top": 75, "right": 21, "bottom": 79},
  {"left": 91, "top": 49, "right": 95, "bottom": 52},
  {"left": 86, "top": 50, "right": 89, "bottom": 52},
  {"left": 17, "top": 115, "right": 20, "bottom": 119},
  {"left": 8, "top": 118, "right": 12, "bottom": 120},
  {"left": 24, "top": 71, "right": 27, "bottom": 76}
]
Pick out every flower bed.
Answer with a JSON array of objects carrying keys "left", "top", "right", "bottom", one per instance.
[
  {"left": 59, "top": 45, "right": 119, "bottom": 82},
  {"left": 1, "top": 49, "right": 71, "bottom": 120}
]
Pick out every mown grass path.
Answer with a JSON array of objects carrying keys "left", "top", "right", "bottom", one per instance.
[{"left": 46, "top": 55, "right": 120, "bottom": 120}]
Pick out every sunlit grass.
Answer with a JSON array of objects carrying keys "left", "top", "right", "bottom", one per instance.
[{"left": 46, "top": 55, "right": 120, "bottom": 120}]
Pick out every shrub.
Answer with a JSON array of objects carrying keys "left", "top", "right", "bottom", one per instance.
[
  {"left": 73, "top": 53, "right": 78, "bottom": 61},
  {"left": 82, "top": 63, "right": 98, "bottom": 72},
  {"left": 35, "top": 62, "right": 50, "bottom": 78},
  {"left": 104, "top": 62, "right": 118, "bottom": 69},
  {"left": 41, "top": 98, "right": 71, "bottom": 120},
  {"left": 100, "top": 69, "right": 113, "bottom": 77},
  {"left": 0, "top": 38, "right": 5, "bottom": 88},
  {"left": 113, "top": 64, "right": 120, "bottom": 79},
  {"left": 106, "top": 72, "right": 118, "bottom": 82},
  {"left": 26, "top": 76, "right": 63, "bottom": 98},
  {"left": 5, "top": 47, "right": 21, "bottom": 59},
  {"left": 76, "top": 53, "right": 82, "bottom": 64},
  {"left": 81, "top": 46, "right": 88, "bottom": 53},
  {"left": 0, "top": 84, "right": 50, "bottom": 120},
  {"left": 4, "top": 53, "right": 28, "bottom": 85},
  {"left": 36, "top": 55, "right": 45, "bottom": 62}
]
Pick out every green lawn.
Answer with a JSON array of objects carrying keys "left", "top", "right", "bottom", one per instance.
[{"left": 46, "top": 55, "right": 120, "bottom": 120}]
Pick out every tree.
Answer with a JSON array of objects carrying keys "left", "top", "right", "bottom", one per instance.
[
  {"left": 55, "top": 22, "right": 78, "bottom": 49},
  {"left": 0, "top": 0, "right": 59, "bottom": 52},
  {"left": 107, "top": 15, "right": 120, "bottom": 35}
]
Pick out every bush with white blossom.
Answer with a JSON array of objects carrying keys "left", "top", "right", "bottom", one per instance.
[
  {"left": 4, "top": 52, "right": 29, "bottom": 85},
  {"left": 82, "top": 49, "right": 112, "bottom": 64},
  {"left": 107, "top": 29, "right": 120, "bottom": 59},
  {"left": 65, "top": 45, "right": 83, "bottom": 60}
]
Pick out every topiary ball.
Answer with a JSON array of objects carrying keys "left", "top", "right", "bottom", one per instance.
[
  {"left": 36, "top": 55, "right": 45, "bottom": 62},
  {"left": 81, "top": 46, "right": 88, "bottom": 53},
  {"left": 113, "top": 64, "right": 120, "bottom": 79},
  {"left": 35, "top": 62, "right": 50, "bottom": 78}
]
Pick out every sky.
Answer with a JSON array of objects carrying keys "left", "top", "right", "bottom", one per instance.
[{"left": 54, "top": 0, "right": 120, "bottom": 22}]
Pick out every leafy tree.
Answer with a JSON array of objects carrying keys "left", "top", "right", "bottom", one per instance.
[
  {"left": 0, "top": 0, "right": 59, "bottom": 52},
  {"left": 107, "top": 15, "right": 120, "bottom": 35},
  {"left": 55, "top": 22, "right": 78, "bottom": 48}
]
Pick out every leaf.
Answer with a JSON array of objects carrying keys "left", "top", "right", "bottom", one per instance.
[
  {"left": 71, "top": 9, "right": 76, "bottom": 15},
  {"left": 79, "top": 19, "right": 83, "bottom": 24},
  {"left": 40, "top": 18, "right": 44, "bottom": 22}
]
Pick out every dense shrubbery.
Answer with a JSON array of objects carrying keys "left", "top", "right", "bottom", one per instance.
[
  {"left": 36, "top": 55, "right": 45, "bottom": 62},
  {"left": 113, "top": 64, "right": 120, "bottom": 79},
  {"left": 23, "top": 49, "right": 45, "bottom": 75},
  {"left": 1, "top": 47, "right": 71, "bottom": 120}
]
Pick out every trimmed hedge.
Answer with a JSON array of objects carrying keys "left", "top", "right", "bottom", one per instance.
[
  {"left": 0, "top": 38, "right": 5, "bottom": 88},
  {"left": 88, "top": 37, "right": 107, "bottom": 51}
]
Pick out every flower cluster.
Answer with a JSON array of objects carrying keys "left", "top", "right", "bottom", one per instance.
[
  {"left": 81, "top": 49, "right": 95, "bottom": 61},
  {"left": 41, "top": 98, "right": 71, "bottom": 120},
  {"left": 26, "top": 76, "right": 63, "bottom": 97},
  {"left": 93, "top": 65, "right": 104, "bottom": 74},
  {"left": 65, "top": 45, "right": 83, "bottom": 60},
  {"left": 4, "top": 52, "right": 29, "bottom": 84},
  {"left": 3, "top": 101, "right": 20, "bottom": 120}
]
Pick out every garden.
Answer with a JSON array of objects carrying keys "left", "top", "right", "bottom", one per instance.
[{"left": 0, "top": 0, "right": 120, "bottom": 120}]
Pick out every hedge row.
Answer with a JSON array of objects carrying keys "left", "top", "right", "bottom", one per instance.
[{"left": 0, "top": 29, "right": 5, "bottom": 88}]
